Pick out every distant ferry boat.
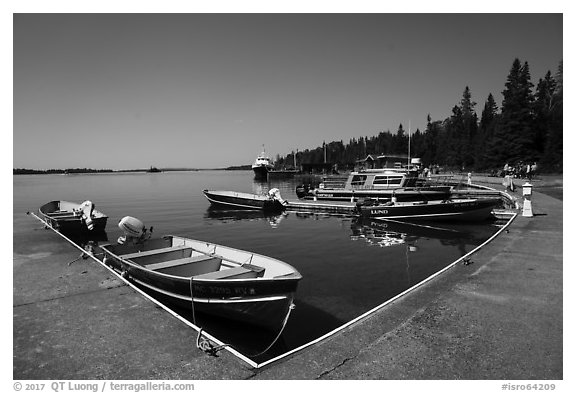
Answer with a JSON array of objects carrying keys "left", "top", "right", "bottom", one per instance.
[{"left": 251, "top": 149, "right": 274, "bottom": 180}]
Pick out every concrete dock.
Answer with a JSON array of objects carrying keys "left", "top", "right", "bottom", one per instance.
[{"left": 13, "top": 175, "right": 563, "bottom": 380}]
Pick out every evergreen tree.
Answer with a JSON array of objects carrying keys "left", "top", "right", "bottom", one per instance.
[
  {"left": 477, "top": 93, "right": 499, "bottom": 169},
  {"left": 497, "top": 59, "right": 535, "bottom": 163},
  {"left": 541, "top": 61, "right": 563, "bottom": 171},
  {"left": 533, "top": 71, "right": 557, "bottom": 159},
  {"left": 422, "top": 114, "right": 441, "bottom": 166},
  {"left": 275, "top": 57, "right": 561, "bottom": 174},
  {"left": 459, "top": 86, "right": 478, "bottom": 168}
]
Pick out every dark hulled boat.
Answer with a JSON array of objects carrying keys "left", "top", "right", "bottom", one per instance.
[
  {"left": 251, "top": 150, "right": 274, "bottom": 180},
  {"left": 38, "top": 200, "right": 108, "bottom": 233},
  {"left": 203, "top": 189, "right": 287, "bottom": 212},
  {"left": 356, "top": 197, "right": 500, "bottom": 222},
  {"left": 101, "top": 234, "right": 302, "bottom": 331}
]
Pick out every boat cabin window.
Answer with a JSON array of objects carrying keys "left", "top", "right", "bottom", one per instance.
[
  {"left": 350, "top": 175, "right": 368, "bottom": 187},
  {"left": 373, "top": 175, "right": 403, "bottom": 186}
]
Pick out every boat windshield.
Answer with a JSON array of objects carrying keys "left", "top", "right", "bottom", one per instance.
[
  {"left": 402, "top": 177, "right": 419, "bottom": 187},
  {"left": 350, "top": 175, "right": 368, "bottom": 187}
]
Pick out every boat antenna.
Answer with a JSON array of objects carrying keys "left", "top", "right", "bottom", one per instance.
[{"left": 408, "top": 120, "right": 411, "bottom": 169}]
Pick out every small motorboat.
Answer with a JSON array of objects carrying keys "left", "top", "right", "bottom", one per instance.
[
  {"left": 100, "top": 216, "right": 302, "bottom": 331},
  {"left": 355, "top": 197, "right": 500, "bottom": 222},
  {"left": 203, "top": 188, "right": 288, "bottom": 212},
  {"left": 38, "top": 200, "right": 108, "bottom": 233}
]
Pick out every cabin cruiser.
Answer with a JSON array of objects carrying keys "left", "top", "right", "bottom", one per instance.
[
  {"left": 296, "top": 168, "right": 452, "bottom": 202},
  {"left": 252, "top": 150, "right": 274, "bottom": 180}
]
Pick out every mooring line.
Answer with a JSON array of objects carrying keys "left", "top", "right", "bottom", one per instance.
[{"left": 26, "top": 211, "right": 259, "bottom": 368}]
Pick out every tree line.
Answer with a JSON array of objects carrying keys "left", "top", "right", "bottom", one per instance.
[
  {"left": 13, "top": 168, "right": 114, "bottom": 175},
  {"left": 275, "top": 58, "right": 563, "bottom": 173}
]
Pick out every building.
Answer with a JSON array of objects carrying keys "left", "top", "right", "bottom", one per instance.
[{"left": 355, "top": 154, "right": 412, "bottom": 170}]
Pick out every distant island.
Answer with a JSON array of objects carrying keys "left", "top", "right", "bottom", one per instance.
[
  {"left": 13, "top": 168, "right": 114, "bottom": 175},
  {"left": 224, "top": 165, "right": 251, "bottom": 171},
  {"left": 13, "top": 166, "right": 253, "bottom": 175}
]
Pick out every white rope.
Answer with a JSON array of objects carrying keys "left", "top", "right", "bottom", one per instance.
[
  {"left": 189, "top": 277, "right": 197, "bottom": 326},
  {"left": 243, "top": 297, "right": 295, "bottom": 358}
]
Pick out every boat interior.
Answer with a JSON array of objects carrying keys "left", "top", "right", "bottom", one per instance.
[
  {"left": 41, "top": 201, "right": 106, "bottom": 218},
  {"left": 118, "top": 244, "right": 264, "bottom": 280},
  {"left": 103, "top": 237, "right": 299, "bottom": 280}
]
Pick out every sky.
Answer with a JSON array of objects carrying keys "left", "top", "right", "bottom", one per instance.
[{"left": 12, "top": 11, "right": 563, "bottom": 170}]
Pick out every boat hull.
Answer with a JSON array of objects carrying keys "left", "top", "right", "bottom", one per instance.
[
  {"left": 39, "top": 200, "right": 108, "bottom": 233},
  {"left": 100, "top": 236, "right": 301, "bottom": 331},
  {"left": 357, "top": 198, "right": 500, "bottom": 222},
  {"left": 203, "top": 190, "right": 286, "bottom": 212},
  {"left": 301, "top": 187, "right": 452, "bottom": 202},
  {"left": 129, "top": 270, "right": 297, "bottom": 331},
  {"left": 252, "top": 165, "right": 270, "bottom": 180}
]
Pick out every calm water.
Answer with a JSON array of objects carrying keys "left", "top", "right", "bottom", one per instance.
[{"left": 13, "top": 171, "right": 502, "bottom": 363}]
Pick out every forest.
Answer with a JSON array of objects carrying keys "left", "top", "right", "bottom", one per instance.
[{"left": 275, "top": 58, "right": 563, "bottom": 174}]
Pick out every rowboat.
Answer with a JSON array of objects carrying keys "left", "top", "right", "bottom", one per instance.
[
  {"left": 100, "top": 229, "right": 302, "bottom": 331},
  {"left": 296, "top": 168, "right": 452, "bottom": 202},
  {"left": 203, "top": 189, "right": 288, "bottom": 212},
  {"left": 355, "top": 197, "right": 500, "bottom": 222},
  {"left": 38, "top": 200, "right": 108, "bottom": 233}
]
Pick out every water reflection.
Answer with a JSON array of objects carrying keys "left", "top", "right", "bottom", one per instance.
[
  {"left": 351, "top": 217, "right": 468, "bottom": 246},
  {"left": 349, "top": 217, "right": 499, "bottom": 271},
  {"left": 204, "top": 206, "right": 288, "bottom": 228}
]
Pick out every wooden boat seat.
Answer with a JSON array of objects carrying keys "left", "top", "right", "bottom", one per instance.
[
  {"left": 145, "top": 254, "right": 218, "bottom": 271},
  {"left": 46, "top": 212, "right": 78, "bottom": 217},
  {"left": 120, "top": 245, "right": 191, "bottom": 260},
  {"left": 194, "top": 264, "right": 265, "bottom": 280}
]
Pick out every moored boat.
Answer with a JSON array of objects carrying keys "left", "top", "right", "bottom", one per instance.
[
  {"left": 38, "top": 200, "right": 108, "bottom": 233},
  {"left": 203, "top": 188, "right": 288, "bottom": 212},
  {"left": 356, "top": 197, "right": 500, "bottom": 222},
  {"left": 101, "top": 217, "right": 302, "bottom": 331},
  {"left": 251, "top": 148, "right": 274, "bottom": 180},
  {"left": 296, "top": 168, "right": 452, "bottom": 202}
]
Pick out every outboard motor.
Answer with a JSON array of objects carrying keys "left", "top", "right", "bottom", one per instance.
[
  {"left": 117, "top": 216, "right": 153, "bottom": 244},
  {"left": 268, "top": 188, "right": 288, "bottom": 206},
  {"left": 263, "top": 188, "right": 288, "bottom": 212},
  {"left": 295, "top": 184, "right": 310, "bottom": 199},
  {"left": 75, "top": 200, "right": 95, "bottom": 230}
]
